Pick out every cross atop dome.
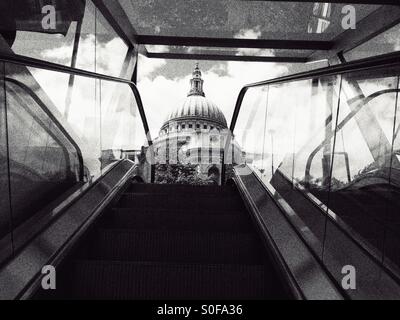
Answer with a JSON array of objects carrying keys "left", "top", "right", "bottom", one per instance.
[{"left": 188, "top": 62, "right": 205, "bottom": 97}]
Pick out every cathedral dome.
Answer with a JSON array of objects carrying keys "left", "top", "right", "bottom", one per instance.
[{"left": 162, "top": 63, "right": 227, "bottom": 128}]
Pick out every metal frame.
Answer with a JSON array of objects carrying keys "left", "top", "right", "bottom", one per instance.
[
  {"left": 137, "top": 35, "right": 334, "bottom": 51},
  {"left": 4, "top": 77, "right": 84, "bottom": 181},
  {"left": 140, "top": 35, "right": 330, "bottom": 64},
  {"left": 93, "top": 1, "right": 400, "bottom": 64},
  {"left": 147, "top": 52, "right": 308, "bottom": 63},
  {"left": 91, "top": 0, "right": 138, "bottom": 48}
]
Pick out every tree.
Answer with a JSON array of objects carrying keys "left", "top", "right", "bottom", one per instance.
[{"left": 155, "top": 164, "right": 215, "bottom": 185}]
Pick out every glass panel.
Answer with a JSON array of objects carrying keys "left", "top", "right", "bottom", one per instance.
[
  {"left": 67, "top": 76, "right": 101, "bottom": 180},
  {"left": 1, "top": 0, "right": 131, "bottom": 79},
  {"left": 323, "top": 71, "right": 400, "bottom": 288},
  {"left": 4, "top": 60, "right": 148, "bottom": 250},
  {"left": 386, "top": 77, "right": 400, "bottom": 273},
  {"left": 75, "top": 0, "right": 96, "bottom": 72},
  {"left": 260, "top": 78, "right": 340, "bottom": 257},
  {"left": 233, "top": 65, "right": 400, "bottom": 293},
  {"left": 265, "top": 82, "right": 304, "bottom": 182},
  {"left": 290, "top": 77, "right": 340, "bottom": 256},
  {"left": 96, "top": 12, "right": 130, "bottom": 78},
  {"left": 4, "top": 0, "right": 85, "bottom": 65},
  {"left": 120, "top": 0, "right": 381, "bottom": 41},
  {"left": 5, "top": 62, "right": 82, "bottom": 240},
  {"left": 233, "top": 86, "right": 268, "bottom": 175},
  {"left": 100, "top": 81, "right": 148, "bottom": 172},
  {"left": 0, "top": 62, "right": 13, "bottom": 263},
  {"left": 344, "top": 23, "right": 400, "bottom": 61},
  {"left": 234, "top": 77, "right": 341, "bottom": 257}
]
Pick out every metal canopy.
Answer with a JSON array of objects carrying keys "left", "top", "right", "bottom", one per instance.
[{"left": 95, "top": 0, "right": 400, "bottom": 63}]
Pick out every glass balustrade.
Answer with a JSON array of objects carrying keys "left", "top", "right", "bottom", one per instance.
[
  {"left": 233, "top": 65, "right": 400, "bottom": 281},
  {"left": 0, "top": 61, "right": 148, "bottom": 263}
]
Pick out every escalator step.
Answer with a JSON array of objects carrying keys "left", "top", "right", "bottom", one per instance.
[
  {"left": 117, "top": 193, "right": 244, "bottom": 211},
  {"left": 65, "top": 260, "right": 282, "bottom": 299},
  {"left": 109, "top": 207, "right": 244, "bottom": 215},
  {"left": 104, "top": 209, "right": 252, "bottom": 232},
  {"left": 86, "top": 229, "right": 265, "bottom": 264},
  {"left": 128, "top": 183, "right": 236, "bottom": 196}
]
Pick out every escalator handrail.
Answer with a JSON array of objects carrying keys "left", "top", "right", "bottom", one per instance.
[
  {"left": 229, "top": 51, "right": 400, "bottom": 132},
  {"left": 0, "top": 52, "right": 153, "bottom": 149}
]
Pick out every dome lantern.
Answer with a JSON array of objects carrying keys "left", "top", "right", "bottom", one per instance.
[
  {"left": 161, "top": 63, "right": 228, "bottom": 130},
  {"left": 188, "top": 62, "right": 205, "bottom": 97}
]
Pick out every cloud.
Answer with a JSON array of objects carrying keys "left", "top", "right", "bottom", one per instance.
[
  {"left": 138, "top": 53, "right": 167, "bottom": 78},
  {"left": 145, "top": 45, "right": 170, "bottom": 53},
  {"left": 41, "top": 35, "right": 128, "bottom": 76},
  {"left": 232, "top": 27, "right": 275, "bottom": 57},
  {"left": 234, "top": 27, "right": 262, "bottom": 39}
]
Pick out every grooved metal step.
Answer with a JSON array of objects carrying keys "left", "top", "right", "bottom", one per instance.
[
  {"left": 86, "top": 229, "right": 265, "bottom": 265},
  {"left": 104, "top": 209, "right": 252, "bottom": 232},
  {"left": 64, "top": 260, "right": 284, "bottom": 300}
]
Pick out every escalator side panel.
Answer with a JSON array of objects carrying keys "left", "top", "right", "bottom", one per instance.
[
  {"left": 234, "top": 169, "right": 343, "bottom": 300},
  {"left": 0, "top": 160, "right": 136, "bottom": 300}
]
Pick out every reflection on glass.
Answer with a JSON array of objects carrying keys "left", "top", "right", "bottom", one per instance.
[
  {"left": 100, "top": 81, "right": 147, "bottom": 171},
  {"left": 344, "top": 23, "right": 400, "bottom": 62},
  {"left": 69, "top": 76, "right": 101, "bottom": 179},
  {"left": 233, "top": 67, "right": 400, "bottom": 285},
  {"left": 96, "top": 13, "right": 129, "bottom": 78},
  {"left": 234, "top": 86, "right": 268, "bottom": 174},
  {"left": 268, "top": 78, "right": 340, "bottom": 256},
  {"left": 0, "top": 62, "right": 13, "bottom": 263},
  {"left": 5, "top": 66, "right": 81, "bottom": 234},
  {"left": 1, "top": 0, "right": 129, "bottom": 79},
  {"left": 386, "top": 81, "right": 400, "bottom": 272},
  {"left": 7, "top": 0, "right": 85, "bottom": 65},
  {"left": 326, "top": 76, "right": 399, "bottom": 260},
  {"left": 120, "top": 0, "right": 380, "bottom": 41},
  {"left": 4, "top": 59, "right": 146, "bottom": 253},
  {"left": 75, "top": 0, "right": 96, "bottom": 72}
]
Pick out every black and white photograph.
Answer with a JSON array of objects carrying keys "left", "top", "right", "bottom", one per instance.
[{"left": 0, "top": 0, "right": 400, "bottom": 305}]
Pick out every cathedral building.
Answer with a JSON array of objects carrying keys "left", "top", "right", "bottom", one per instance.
[{"left": 153, "top": 63, "right": 241, "bottom": 184}]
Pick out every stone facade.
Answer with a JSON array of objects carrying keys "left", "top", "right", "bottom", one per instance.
[{"left": 153, "top": 63, "right": 241, "bottom": 184}]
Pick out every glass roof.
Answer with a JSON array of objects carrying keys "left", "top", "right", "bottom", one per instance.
[
  {"left": 344, "top": 23, "right": 400, "bottom": 61},
  {"left": 119, "top": 0, "right": 381, "bottom": 41}
]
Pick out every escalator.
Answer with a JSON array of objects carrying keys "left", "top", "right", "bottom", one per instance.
[
  {"left": 1, "top": 51, "right": 304, "bottom": 300},
  {"left": 36, "top": 182, "right": 289, "bottom": 299},
  {"left": 2, "top": 40, "right": 400, "bottom": 300}
]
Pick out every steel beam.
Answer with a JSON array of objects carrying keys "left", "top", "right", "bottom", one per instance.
[
  {"left": 147, "top": 52, "right": 308, "bottom": 63},
  {"left": 138, "top": 35, "right": 333, "bottom": 51}
]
